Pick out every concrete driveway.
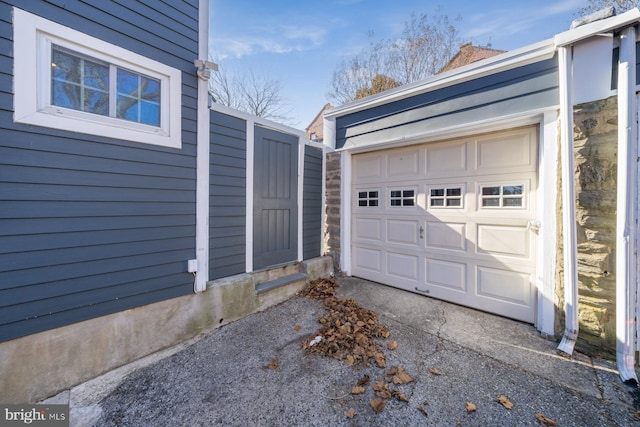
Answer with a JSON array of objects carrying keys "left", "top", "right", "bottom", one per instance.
[{"left": 61, "top": 276, "right": 640, "bottom": 426}]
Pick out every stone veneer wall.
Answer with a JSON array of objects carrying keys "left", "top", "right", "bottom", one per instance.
[
  {"left": 324, "top": 151, "right": 342, "bottom": 272},
  {"left": 556, "top": 96, "right": 618, "bottom": 357}
]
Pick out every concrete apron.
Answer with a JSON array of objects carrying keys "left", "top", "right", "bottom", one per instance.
[
  {"left": 335, "top": 277, "right": 629, "bottom": 401},
  {"left": 48, "top": 275, "right": 639, "bottom": 426}
]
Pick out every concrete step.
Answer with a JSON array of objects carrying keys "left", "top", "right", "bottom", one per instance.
[{"left": 255, "top": 272, "right": 307, "bottom": 294}]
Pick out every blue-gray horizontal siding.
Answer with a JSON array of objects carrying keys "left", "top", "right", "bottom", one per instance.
[
  {"left": 0, "top": 0, "right": 198, "bottom": 342},
  {"left": 303, "top": 146, "right": 323, "bottom": 260},
  {"left": 335, "top": 57, "right": 559, "bottom": 149},
  {"left": 209, "top": 110, "right": 247, "bottom": 280}
]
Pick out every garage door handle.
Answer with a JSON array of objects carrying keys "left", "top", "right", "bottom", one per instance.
[
  {"left": 419, "top": 226, "right": 424, "bottom": 239},
  {"left": 527, "top": 220, "right": 541, "bottom": 232}
]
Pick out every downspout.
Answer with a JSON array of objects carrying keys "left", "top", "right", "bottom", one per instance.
[
  {"left": 616, "top": 25, "right": 638, "bottom": 383},
  {"left": 557, "top": 45, "right": 580, "bottom": 355},
  {"left": 194, "top": 0, "right": 211, "bottom": 292}
]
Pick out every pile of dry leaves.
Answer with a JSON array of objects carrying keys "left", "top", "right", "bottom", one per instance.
[{"left": 300, "top": 278, "right": 392, "bottom": 368}]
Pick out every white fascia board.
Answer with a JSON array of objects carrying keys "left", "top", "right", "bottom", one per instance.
[
  {"left": 324, "top": 40, "right": 555, "bottom": 119},
  {"left": 336, "top": 107, "right": 557, "bottom": 154},
  {"left": 554, "top": 8, "right": 640, "bottom": 48}
]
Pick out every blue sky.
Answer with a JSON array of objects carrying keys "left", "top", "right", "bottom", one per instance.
[{"left": 209, "top": 0, "right": 588, "bottom": 129}]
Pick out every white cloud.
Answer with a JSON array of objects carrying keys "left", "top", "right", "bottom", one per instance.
[{"left": 212, "top": 23, "right": 327, "bottom": 58}]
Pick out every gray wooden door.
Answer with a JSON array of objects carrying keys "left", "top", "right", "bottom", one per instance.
[{"left": 253, "top": 125, "right": 298, "bottom": 269}]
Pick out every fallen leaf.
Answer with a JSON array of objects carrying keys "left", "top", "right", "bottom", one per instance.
[
  {"left": 357, "top": 375, "right": 370, "bottom": 387},
  {"left": 293, "top": 325, "right": 302, "bottom": 331},
  {"left": 374, "top": 352, "right": 386, "bottom": 368},
  {"left": 417, "top": 405, "right": 428, "bottom": 416},
  {"left": 345, "top": 355, "right": 355, "bottom": 367},
  {"left": 535, "top": 413, "right": 557, "bottom": 426},
  {"left": 387, "top": 340, "right": 398, "bottom": 350},
  {"left": 370, "top": 399, "right": 386, "bottom": 414},
  {"left": 429, "top": 367, "right": 442, "bottom": 376},
  {"left": 372, "top": 381, "right": 388, "bottom": 392},
  {"left": 268, "top": 359, "right": 279, "bottom": 369},
  {"left": 465, "top": 401, "right": 477, "bottom": 412},
  {"left": 344, "top": 408, "right": 357, "bottom": 419},
  {"left": 497, "top": 395, "right": 514, "bottom": 409},
  {"left": 391, "top": 389, "right": 409, "bottom": 402},
  {"left": 351, "top": 385, "right": 366, "bottom": 395},
  {"left": 392, "top": 366, "right": 414, "bottom": 384}
]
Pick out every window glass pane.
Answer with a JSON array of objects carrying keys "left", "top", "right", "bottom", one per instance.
[
  {"left": 84, "top": 89, "right": 109, "bottom": 116},
  {"left": 446, "top": 198, "right": 461, "bottom": 207},
  {"left": 359, "top": 192, "right": 367, "bottom": 199},
  {"left": 391, "top": 200, "right": 401, "bottom": 206},
  {"left": 431, "top": 189, "right": 444, "bottom": 197},
  {"left": 403, "top": 199, "right": 415, "bottom": 206},
  {"left": 431, "top": 199, "right": 444, "bottom": 207},
  {"left": 482, "top": 198, "right": 500, "bottom": 207},
  {"left": 84, "top": 62, "right": 109, "bottom": 90},
  {"left": 358, "top": 200, "right": 367, "bottom": 206},
  {"left": 482, "top": 186, "right": 500, "bottom": 196},
  {"left": 117, "top": 69, "right": 160, "bottom": 126},
  {"left": 390, "top": 190, "right": 401, "bottom": 198},
  {"left": 403, "top": 190, "right": 414, "bottom": 198},
  {"left": 503, "top": 185, "right": 523, "bottom": 195},
  {"left": 52, "top": 48, "right": 81, "bottom": 84},
  {"left": 503, "top": 197, "right": 523, "bottom": 207},
  {"left": 51, "top": 81, "right": 80, "bottom": 110},
  {"left": 446, "top": 188, "right": 461, "bottom": 197},
  {"left": 369, "top": 191, "right": 378, "bottom": 198},
  {"left": 51, "top": 46, "right": 108, "bottom": 115},
  {"left": 369, "top": 200, "right": 378, "bottom": 207}
]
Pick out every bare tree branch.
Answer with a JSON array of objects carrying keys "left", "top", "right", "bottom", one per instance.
[
  {"left": 327, "top": 12, "right": 461, "bottom": 105},
  {"left": 208, "top": 58, "right": 294, "bottom": 125},
  {"left": 577, "top": 0, "right": 639, "bottom": 16}
]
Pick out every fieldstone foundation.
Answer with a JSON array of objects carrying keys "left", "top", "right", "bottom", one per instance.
[
  {"left": 324, "top": 151, "right": 342, "bottom": 272},
  {"left": 556, "top": 96, "right": 618, "bottom": 357}
]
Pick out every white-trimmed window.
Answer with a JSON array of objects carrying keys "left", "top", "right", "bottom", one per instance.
[
  {"left": 429, "top": 186, "right": 463, "bottom": 208},
  {"left": 480, "top": 184, "right": 525, "bottom": 208},
  {"left": 13, "top": 8, "right": 182, "bottom": 149},
  {"left": 389, "top": 188, "right": 415, "bottom": 207},
  {"left": 357, "top": 190, "right": 379, "bottom": 207}
]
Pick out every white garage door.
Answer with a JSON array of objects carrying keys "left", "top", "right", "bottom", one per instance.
[{"left": 351, "top": 127, "right": 538, "bottom": 323}]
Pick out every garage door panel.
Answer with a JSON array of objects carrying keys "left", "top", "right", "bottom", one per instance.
[
  {"left": 387, "top": 251, "right": 419, "bottom": 282},
  {"left": 426, "top": 141, "right": 467, "bottom": 176},
  {"left": 426, "top": 258, "right": 466, "bottom": 291},
  {"left": 477, "top": 266, "right": 532, "bottom": 306},
  {"left": 477, "top": 224, "right": 529, "bottom": 258},
  {"left": 388, "top": 149, "right": 419, "bottom": 177},
  {"left": 354, "top": 156, "right": 383, "bottom": 181},
  {"left": 387, "top": 219, "right": 419, "bottom": 246},
  {"left": 425, "top": 221, "right": 466, "bottom": 251},
  {"left": 353, "top": 246, "right": 383, "bottom": 273},
  {"left": 353, "top": 217, "right": 383, "bottom": 242},
  {"left": 475, "top": 131, "right": 535, "bottom": 173}
]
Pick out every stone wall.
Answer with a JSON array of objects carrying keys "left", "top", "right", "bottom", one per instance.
[
  {"left": 324, "top": 151, "right": 342, "bottom": 271},
  {"left": 556, "top": 96, "right": 618, "bottom": 357}
]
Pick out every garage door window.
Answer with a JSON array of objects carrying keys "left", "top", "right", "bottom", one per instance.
[
  {"left": 358, "top": 190, "right": 379, "bottom": 207},
  {"left": 430, "top": 186, "right": 463, "bottom": 208},
  {"left": 390, "top": 189, "right": 415, "bottom": 207},
  {"left": 481, "top": 184, "right": 524, "bottom": 208}
]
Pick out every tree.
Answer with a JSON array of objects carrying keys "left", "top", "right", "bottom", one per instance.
[
  {"left": 577, "top": 0, "right": 639, "bottom": 16},
  {"left": 327, "top": 12, "right": 461, "bottom": 105},
  {"left": 355, "top": 74, "right": 401, "bottom": 100},
  {"left": 209, "top": 60, "right": 294, "bottom": 125}
]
